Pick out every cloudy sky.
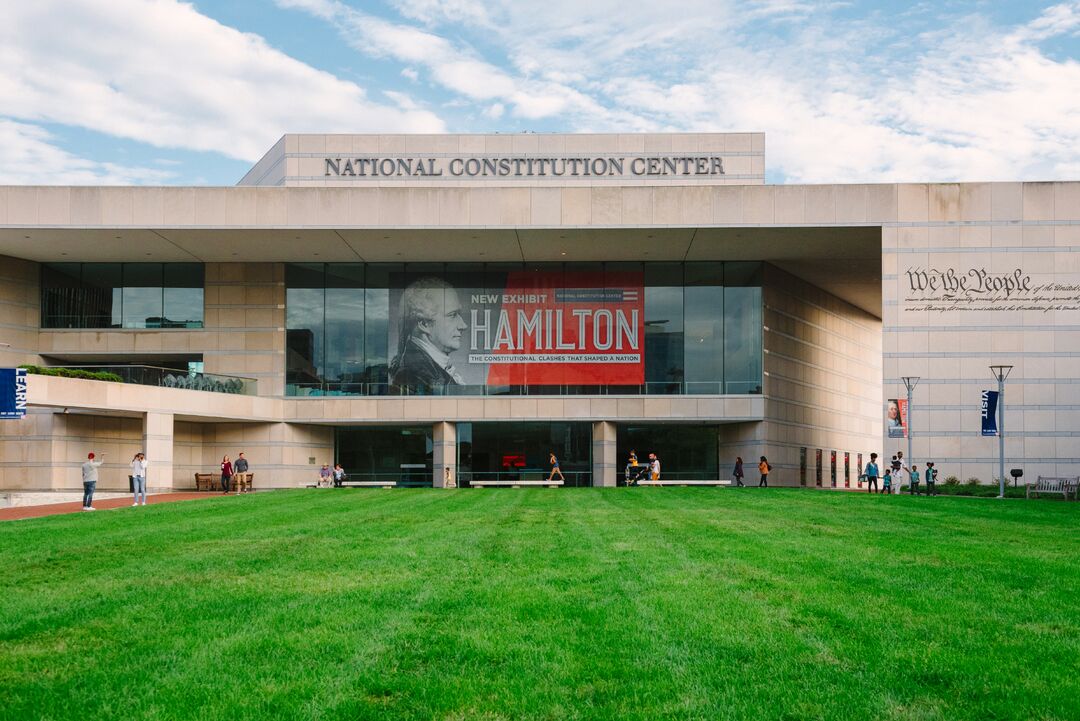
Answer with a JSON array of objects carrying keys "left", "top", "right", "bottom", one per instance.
[{"left": 1, "top": 0, "right": 1078, "bottom": 185}]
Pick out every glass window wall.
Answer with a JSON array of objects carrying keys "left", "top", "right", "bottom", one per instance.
[
  {"left": 335, "top": 426, "right": 433, "bottom": 486},
  {"left": 285, "top": 261, "right": 763, "bottom": 397},
  {"left": 458, "top": 422, "right": 592, "bottom": 487},
  {"left": 616, "top": 423, "right": 720, "bottom": 482},
  {"left": 41, "top": 263, "right": 203, "bottom": 329}
]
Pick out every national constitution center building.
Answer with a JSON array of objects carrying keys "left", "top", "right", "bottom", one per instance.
[{"left": 2, "top": 132, "right": 1079, "bottom": 493}]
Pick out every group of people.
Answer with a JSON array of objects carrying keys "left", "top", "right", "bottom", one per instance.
[
  {"left": 78, "top": 450, "right": 253, "bottom": 511},
  {"left": 218, "top": 453, "right": 251, "bottom": 494},
  {"left": 861, "top": 451, "right": 940, "bottom": 495},
  {"left": 731, "top": 456, "right": 772, "bottom": 487},
  {"left": 80, "top": 451, "right": 152, "bottom": 511},
  {"left": 317, "top": 463, "right": 348, "bottom": 487},
  {"left": 624, "top": 450, "right": 662, "bottom": 484}
]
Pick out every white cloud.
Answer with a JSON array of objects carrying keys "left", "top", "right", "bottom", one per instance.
[
  {"left": 330, "top": 0, "right": 1080, "bottom": 183},
  {"left": 0, "top": 120, "right": 176, "bottom": 185},
  {"left": 0, "top": 0, "right": 445, "bottom": 163},
  {"left": 275, "top": 0, "right": 619, "bottom": 122}
]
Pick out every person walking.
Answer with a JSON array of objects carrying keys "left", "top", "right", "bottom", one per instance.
[
  {"left": 882, "top": 468, "right": 893, "bottom": 494},
  {"left": 234, "top": 452, "right": 250, "bottom": 492},
  {"left": 220, "top": 455, "right": 233, "bottom": 494},
  {"left": 548, "top": 452, "right": 565, "bottom": 483},
  {"left": 925, "top": 462, "right": 938, "bottom": 496},
  {"left": 909, "top": 464, "right": 921, "bottom": 495},
  {"left": 648, "top": 452, "right": 661, "bottom": 481},
  {"left": 758, "top": 456, "right": 771, "bottom": 487},
  {"left": 733, "top": 457, "right": 745, "bottom": 487},
  {"left": 130, "top": 452, "right": 149, "bottom": 506},
  {"left": 865, "top": 453, "right": 880, "bottom": 494},
  {"left": 81, "top": 451, "right": 105, "bottom": 511}
]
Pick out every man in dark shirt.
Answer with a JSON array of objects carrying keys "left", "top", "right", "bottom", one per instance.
[{"left": 234, "top": 452, "right": 250, "bottom": 492}]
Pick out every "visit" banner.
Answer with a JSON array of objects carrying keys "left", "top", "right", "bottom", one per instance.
[{"left": 981, "top": 390, "right": 999, "bottom": 436}]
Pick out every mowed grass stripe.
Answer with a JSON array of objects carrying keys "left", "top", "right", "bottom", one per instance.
[{"left": 0, "top": 489, "right": 1077, "bottom": 721}]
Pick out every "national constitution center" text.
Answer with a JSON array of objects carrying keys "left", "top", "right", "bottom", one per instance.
[{"left": 324, "top": 155, "right": 726, "bottom": 178}]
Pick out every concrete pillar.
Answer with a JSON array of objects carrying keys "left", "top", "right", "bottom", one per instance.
[
  {"left": 144, "top": 412, "right": 174, "bottom": 491},
  {"left": 432, "top": 421, "right": 456, "bottom": 488},
  {"left": 592, "top": 420, "right": 618, "bottom": 487}
]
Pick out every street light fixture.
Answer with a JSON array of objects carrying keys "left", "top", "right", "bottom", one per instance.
[
  {"left": 901, "top": 376, "right": 920, "bottom": 493},
  {"left": 989, "top": 365, "right": 1013, "bottom": 499}
]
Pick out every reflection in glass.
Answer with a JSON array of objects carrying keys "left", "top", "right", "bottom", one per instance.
[
  {"left": 723, "top": 263, "right": 763, "bottom": 394},
  {"left": 644, "top": 263, "right": 684, "bottom": 393},
  {"left": 616, "top": 423, "right": 720, "bottom": 481},
  {"left": 41, "top": 263, "right": 203, "bottom": 329},
  {"left": 164, "top": 264, "right": 205, "bottom": 327},
  {"left": 324, "top": 264, "right": 365, "bottom": 393},
  {"left": 284, "top": 261, "right": 764, "bottom": 397},
  {"left": 82, "top": 263, "right": 122, "bottom": 328},
  {"left": 684, "top": 262, "right": 723, "bottom": 392},
  {"left": 335, "top": 426, "right": 433, "bottom": 485},
  {"left": 458, "top": 421, "right": 592, "bottom": 487}
]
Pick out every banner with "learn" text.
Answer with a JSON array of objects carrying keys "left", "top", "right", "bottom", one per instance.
[{"left": 0, "top": 368, "right": 28, "bottom": 420}]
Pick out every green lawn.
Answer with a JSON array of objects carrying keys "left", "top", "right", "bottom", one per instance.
[{"left": 1, "top": 489, "right": 1077, "bottom": 721}]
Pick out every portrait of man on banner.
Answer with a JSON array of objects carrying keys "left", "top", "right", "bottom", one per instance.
[
  {"left": 886, "top": 398, "right": 907, "bottom": 438},
  {"left": 389, "top": 277, "right": 468, "bottom": 390}
]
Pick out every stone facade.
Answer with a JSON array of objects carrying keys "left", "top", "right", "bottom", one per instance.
[{"left": 0, "top": 133, "right": 1078, "bottom": 494}]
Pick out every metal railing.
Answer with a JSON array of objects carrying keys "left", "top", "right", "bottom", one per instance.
[
  {"left": 458, "top": 470, "right": 592, "bottom": 487},
  {"left": 287, "top": 380, "right": 762, "bottom": 397},
  {"left": 336, "top": 471, "right": 432, "bottom": 487},
  {"left": 44, "top": 365, "right": 257, "bottom": 395}
]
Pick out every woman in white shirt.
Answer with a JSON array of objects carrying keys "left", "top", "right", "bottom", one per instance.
[{"left": 130, "top": 452, "right": 149, "bottom": 506}]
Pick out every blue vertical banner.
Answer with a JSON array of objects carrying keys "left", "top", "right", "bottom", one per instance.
[
  {"left": 981, "top": 390, "right": 999, "bottom": 436},
  {"left": 0, "top": 368, "right": 29, "bottom": 420}
]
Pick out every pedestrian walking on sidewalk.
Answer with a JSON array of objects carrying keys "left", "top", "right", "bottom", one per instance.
[
  {"left": 865, "top": 453, "right": 880, "bottom": 494},
  {"left": 758, "top": 456, "right": 771, "bottom": 487},
  {"left": 220, "top": 455, "right": 233, "bottom": 494}
]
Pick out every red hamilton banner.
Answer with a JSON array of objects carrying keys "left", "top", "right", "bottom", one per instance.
[{"left": 388, "top": 270, "right": 644, "bottom": 388}]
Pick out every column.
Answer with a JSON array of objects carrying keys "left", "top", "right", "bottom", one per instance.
[
  {"left": 592, "top": 420, "right": 617, "bottom": 487},
  {"left": 432, "top": 421, "right": 456, "bottom": 488},
  {"left": 144, "top": 412, "right": 174, "bottom": 491}
]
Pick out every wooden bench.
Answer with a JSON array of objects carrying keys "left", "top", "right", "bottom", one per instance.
[
  {"left": 471, "top": 480, "right": 564, "bottom": 488},
  {"left": 1028, "top": 476, "right": 1078, "bottom": 500},
  {"left": 636, "top": 480, "right": 732, "bottom": 487},
  {"left": 194, "top": 473, "right": 216, "bottom": 491}
]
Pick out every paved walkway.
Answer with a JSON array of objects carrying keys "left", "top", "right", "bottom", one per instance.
[{"left": 0, "top": 492, "right": 231, "bottom": 522}]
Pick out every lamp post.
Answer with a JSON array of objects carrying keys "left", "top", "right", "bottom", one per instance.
[
  {"left": 901, "top": 376, "right": 919, "bottom": 493},
  {"left": 989, "top": 365, "right": 1013, "bottom": 499}
]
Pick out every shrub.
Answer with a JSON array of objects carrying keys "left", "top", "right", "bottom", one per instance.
[
  {"left": 943, "top": 475, "right": 960, "bottom": 486},
  {"left": 19, "top": 365, "right": 124, "bottom": 383},
  {"left": 965, "top": 477, "right": 981, "bottom": 486},
  {"left": 896, "top": 483, "right": 1026, "bottom": 498}
]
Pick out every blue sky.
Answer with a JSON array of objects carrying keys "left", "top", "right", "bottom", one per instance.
[{"left": 1, "top": 0, "right": 1078, "bottom": 185}]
